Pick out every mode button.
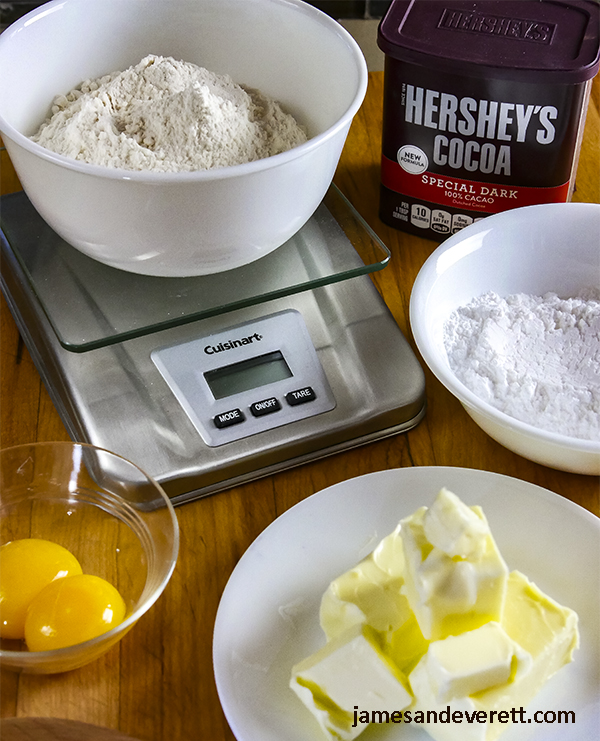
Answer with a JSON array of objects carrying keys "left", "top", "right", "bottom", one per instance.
[{"left": 214, "top": 408, "right": 245, "bottom": 428}]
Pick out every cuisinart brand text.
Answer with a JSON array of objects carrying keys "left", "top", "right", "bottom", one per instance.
[{"left": 204, "top": 333, "right": 263, "bottom": 355}]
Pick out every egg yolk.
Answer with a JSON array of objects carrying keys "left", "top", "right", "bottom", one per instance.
[
  {"left": 24, "top": 573, "right": 127, "bottom": 652},
  {"left": 0, "top": 538, "right": 83, "bottom": 640}
]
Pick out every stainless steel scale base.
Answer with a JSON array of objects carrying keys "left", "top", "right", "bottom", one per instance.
[{"left": 1, "top": 187, "right": 426, "bottom": 506}]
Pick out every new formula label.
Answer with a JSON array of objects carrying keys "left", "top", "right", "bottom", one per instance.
[{"left": 377, "top": 0, "right": 599, "bottom": 241}]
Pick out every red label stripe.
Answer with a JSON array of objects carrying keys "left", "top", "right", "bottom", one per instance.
[{"left": 381, "top": 155, "right": 571, "bottom": 212}]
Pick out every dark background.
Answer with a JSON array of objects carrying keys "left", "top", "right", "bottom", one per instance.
[{"left": 0, "top": 0, "right": 393, "bottom": 32}]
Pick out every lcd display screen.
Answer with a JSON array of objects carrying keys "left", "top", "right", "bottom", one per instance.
[{"left": 204, "top": 351, "right": 292, "bottom": 400}]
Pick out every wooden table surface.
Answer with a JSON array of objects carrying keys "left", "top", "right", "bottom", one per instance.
[{"left": 1, "top": 71, "right": 598, "bottom": 740}]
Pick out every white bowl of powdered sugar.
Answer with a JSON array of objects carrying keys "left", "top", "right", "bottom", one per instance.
[
  {"left": 410, "top": 203, "right": 600, "bottom": 475},
  {"left": 0, "top": 0, "right": 367, "bottom": 276}
]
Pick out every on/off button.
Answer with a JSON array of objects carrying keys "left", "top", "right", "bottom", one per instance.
[
  {"left": 250, "top": 397, "right": 281, "bottom": 417},
  {"left": 285, "top": 386, "right": 316, "bottom": 406}
]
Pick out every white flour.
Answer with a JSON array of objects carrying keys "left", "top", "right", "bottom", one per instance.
[
  {"left": 31, "top": 55, "right": 307, "bottom": 172},
  {"left": 444, "top": 289, "right": 600, "bottom": 441}
]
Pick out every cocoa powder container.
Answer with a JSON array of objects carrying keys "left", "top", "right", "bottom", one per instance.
[{"left": 377, "top": 0, "right": 600, "bottom": 240}]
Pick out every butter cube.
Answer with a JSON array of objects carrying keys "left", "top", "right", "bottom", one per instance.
[
  {"left": 496, "top": 570, "right": 579, "bottom": 700},
  {"left": 407, "top": 570, "right": 579, "bottom": 741},
  {"left": 290, "top": 623, "right": 412, "bottom": 740},
  {"left": 424, "top": 487, "right": 488, "bottom": 558},
  {"left": 418, "top": 621, "right": 530, "bottom": 703},
  {"left": 320, "top": 522, "right": 409, "bottom": 640},
  {"left": 401, "top": 488, "right": 508, "bottom": 640},
  {"left": 319, "top": 522, "right": 428, "bottom": 675}
]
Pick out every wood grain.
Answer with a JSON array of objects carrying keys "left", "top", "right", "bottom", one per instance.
[
  {"left": 1, "top": 718, "right": 140, "bottom": 741},
  {"left": 1, "top": 72, "right": 599, "bottom": 740}
]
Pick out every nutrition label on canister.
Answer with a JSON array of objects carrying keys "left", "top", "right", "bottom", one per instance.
[{"left": 392, "top": 200, "right": 483, "bottom": 236}]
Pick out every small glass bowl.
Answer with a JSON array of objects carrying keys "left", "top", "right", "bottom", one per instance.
[{"left": 0, "top": 441, "right": 179, "bottom": 673}]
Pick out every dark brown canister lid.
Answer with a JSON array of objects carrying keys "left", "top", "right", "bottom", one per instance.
[{"left": 378, "top": 0, "right": 600, "bottom": 83}]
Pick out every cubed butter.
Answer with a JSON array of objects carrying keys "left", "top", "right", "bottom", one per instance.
[
  {"left": 291, "top": 489, "right": 579, "bottom": 741},
  {"left": 401, "top": 488, "right": 508, "bottom": 640},
  {"left": 423, "top": 487, "right": 488, "bottom": 558},
  {"left": 319, "top": 522, "right": 428, "bottom": 675},
  {"left": 320, "top": 523, "right": 409, "bottom": 640},
  {"left": 407, "top": 570, "right": 579, "bottom": 741},
  {"left": 290, "top": 623, "right": 412, "bottom": 740},
  {"left": 416, "top": 621, "right": 531, "bottom": 703},
  {"left": 495, "top": 570, "right": 579, "bottom": 702}
]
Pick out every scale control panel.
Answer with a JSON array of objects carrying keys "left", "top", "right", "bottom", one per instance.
[{"left": 151, "top": 309, "right": 336, "bottom": 446}]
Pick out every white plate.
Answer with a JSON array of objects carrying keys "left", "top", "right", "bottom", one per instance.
[{"left": 213, "top": 467, "right": 600, "bottom": 741}]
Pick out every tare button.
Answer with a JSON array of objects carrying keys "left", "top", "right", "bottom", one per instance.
[
  {"left": 285, "top": 386, "right": 317, "bottom": 406},
  {"left": 214, "top": 408, "right": 245, "bottom": 428}
]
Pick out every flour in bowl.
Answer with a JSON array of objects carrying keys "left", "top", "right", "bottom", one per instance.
[
  {"left": 31, "top": 55, "right": 307, "bottom": 172},
  {"left": 444, "top": 289, "right": 600, "bottom": 441}
]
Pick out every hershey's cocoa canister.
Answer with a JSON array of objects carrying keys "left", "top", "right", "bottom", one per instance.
[{"left": 377, "top": 0, "right": 600, "bottom": 240}]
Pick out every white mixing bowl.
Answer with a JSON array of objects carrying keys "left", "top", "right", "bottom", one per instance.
[
  {"left": 0, "top": 0, "right": 367, "bottom": 276},
  {"left": 410, "top": 203, "right": 600, "bottom": 475}
]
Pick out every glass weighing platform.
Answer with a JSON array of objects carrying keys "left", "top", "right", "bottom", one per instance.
[{"left": 1, "top": 185, "right": 426, "bottom": 505}]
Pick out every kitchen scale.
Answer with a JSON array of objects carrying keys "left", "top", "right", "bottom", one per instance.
[{"left": 0, "top": 185, "right": 426, "bottom": 506}]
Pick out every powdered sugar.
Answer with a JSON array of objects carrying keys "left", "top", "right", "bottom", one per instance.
[
  {"left": 31, "top": 55, "right": 307, "bottom": 172},
  {"left": 444, "top": 289, "right": 600, "bottom": 441}
]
